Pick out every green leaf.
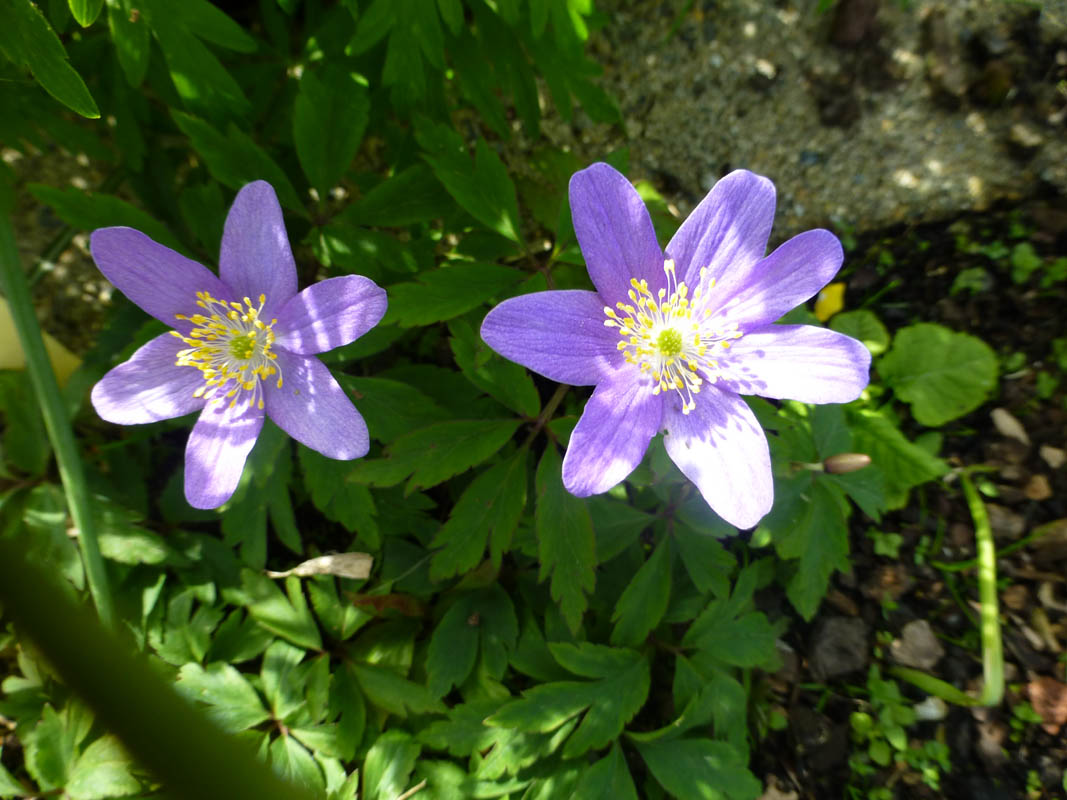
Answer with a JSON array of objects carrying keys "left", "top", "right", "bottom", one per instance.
[
  {"left": 436, "top": 0, "right": 463, "bottom": 33},
  {"left": 28, "top": 184, "right": 186, "bottom": 253},
  {"left": 426, "top": 597, "right": 480, "bottom": 698},
  {"left": 847, "top": 407, "right": 948, "bottom": 508},
  {"left": 65, "top": 736, "right": 139, "bottom": 800},
  {"left": 0, "top": 373, "right": 50, "bottom": 476},
  {"left": 636, "top": 738, "right": 760, "bottom": 800},
  {"left": 347, "top": 0, "right": 395, "bottom": 55},
  {"left": 363, "top": 731, "right": 420, "bottom": 800},
  {"left": 416, "top": 122, "right": 523, "bottom": 243},
  {"left": 488, "top": 644, "right": 649, "bottom": 759},
  {"left": 0, "top": 1, "right": 99, "bottom": 117},
  {"left": 610, "top": 536, "right": 672, "bottom": 646},
  {"left": 879, "top": 323, "right": 998, "bottom": 426},
  {"left": 299, "top": 446, "right": 378, "bottom": 540},
  {"left": 338, "top": 164, "right": 453, "bottom": 227},
  {"left": 535, "top": 445, "right": 595, "bottom": 633},
  {"left": 574, "top": 741, "right": 638, "bottom": 800},
  {"left": 349, "top": 662, "right": 445, "bottom": 717},
  {"left": 239, "top": 571, "right": 323, "bottom": 651},
  {"left": 674, "top": 527, "right": 734, "bottom": 597},
  {"left": 342, "top": 377, "right": 450, "bottom": 444},
  {"left": 143, "top": 1, "right": 251, "bottom": 122},
  {"left": 106, "top": 0, "right": 150, "bottom": 87},
  {"left": 260, "top": 640, "right": 307, "bottom": 722},
  {"left": 293, "top": 67, "right": 370, "bottom": 196},
  {"left": 171, "top": 112, "right": 303, "bottom": 212},
  {"left": 175, "top": 663, "right": 271, "bottom": 733},
  {"left": 682, "top": 601, "right": 779, "bottom": 670},
  {"left": 24, "top": 705, "right": 78, "bottom": 790},
  {"left": 268, "top": 736, "right": 324, "bottom": 795},
  {"left": 0, "top": 749, "right": 29, "bottom": 797},
  {"left": 769, "top": 479, "right": 850, "bottom": 620},
  {"left": 386, "top": 418, "right": 521, "bottom": 492},
  {"left": 430, "top": 448, "right": 528, "bottom": 580},
  {"left": 383, "top": 263, "right": 524, "bottom": 327},
  {"left": 829, "top": 309, "right": 889, "bottom": 356},
  {"left": 449, "top": 317, "right": 540, "bottom": 417},
  {"left": 69, "top": 0, "right": 104, "bottom": 27},
  {"left": 169, "top": 0, "right": 256, "bottom": 52},
  {"left": 588, "top": 497, "right": 654, "bottom": 563}
]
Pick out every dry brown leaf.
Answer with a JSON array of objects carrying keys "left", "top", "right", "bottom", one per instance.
[
  {"left": 1028, "top": 676, "right": 1067, "bottom": 735},
  {"left": 265, "top": 552, "right": 372, "bottom": 580}
]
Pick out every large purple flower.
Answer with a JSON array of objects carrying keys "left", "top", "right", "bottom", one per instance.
[
  {"left": 481, "top": 163, "right": 870, "bottom": 528},
  {"left": 90, "top": 181, "right": 386, "bottom": 509}
]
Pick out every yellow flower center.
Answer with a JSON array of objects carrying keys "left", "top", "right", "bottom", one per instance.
[
  {"left": 603, "top": 260, "right": 741, "bottom": 414},
  {"left": 172, "top": 291, "right": 283, "bottom": 411}
]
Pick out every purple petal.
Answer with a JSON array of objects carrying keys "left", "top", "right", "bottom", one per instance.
[
  {"left": 569, "top": 163, "right": 666, "bottom": 303},
  {"left": 719, "top": 324, "right": 871, "bottom": 403},
  {"left": 663, "top": 386, "right": 772, "bottom": 529},
  {"left": 665, "top": 170, "right": 776, "bottom": 292},
  {"left": 264, "top": 350, "right": 369, "bottom": 459},
  {"left": 184, "top": 400, "right": 264, "bottom": 509},
  {"left": 562, "top": 374, "right": 663, "bottom": 496},
  {"left": 219, "top": 181, "right": 298, "bottom": 319},
  {"left": 481, "top": 290, "right": 624, "bottom": 386},
  {"left": 714, "top": 230, "right": 843, "bottom": 328},
  {"left": 274, "top": 275, "right": 387, "bottom": 354},
  {"left": 91, "top": 333, "right": 206, "bottom": 424},
  {"left": 90, "top": 228, "right": 231, "bottom": 330}
]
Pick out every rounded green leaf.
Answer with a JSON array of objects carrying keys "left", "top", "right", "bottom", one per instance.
[
  {"left": 879, "top": 323, "right": 998, "bottom": 426},
  {"left": 829, "top": 309, "right": 890, "bottom": 356}
]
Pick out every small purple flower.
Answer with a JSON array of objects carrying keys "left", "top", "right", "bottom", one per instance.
[
  {"left": 90, "top": 181, "right": 386, "bottom": 509},
  {"left": 481, "top": 163, "right": 870, "bottom": 528}
]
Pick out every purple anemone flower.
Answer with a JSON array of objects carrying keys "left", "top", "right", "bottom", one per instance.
[
  {"left": 481, "top": 163, "right": 870, "bottom": 528},
  {"left": 90, "top": 181, "right": 386, "bottom": 509}
]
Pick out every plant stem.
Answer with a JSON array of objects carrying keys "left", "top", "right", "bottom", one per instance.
[
  {"left": 520, "top": 383, "right": 569, "bottom": 449},
  {"left": 0, "top": 217, "right": 113, "bottom": 627}
]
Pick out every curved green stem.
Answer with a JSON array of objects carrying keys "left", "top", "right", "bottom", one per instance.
[{"left": 0, "top": 217, "right": 113, "bottom": 627}]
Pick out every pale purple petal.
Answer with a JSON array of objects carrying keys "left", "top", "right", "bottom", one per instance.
[
  {"left": 90, "top": 228, "right": 230, "bottom": 331},
  {"left": 91, "top": 333, "right": 206, "bottom": 424},
  {"left": 663, "top": 387, "right": 772, "bottom": 529},
  {"left": 274, "top": 275, "right": 387, "bottom": 354},
  {"left": 184, "top": 400, "right": 265, "bottom": 509},
  {"left": 264, "top": 350, "right": 368, "bottom": 459},
  {"left": 665, "top": 170, "right": 776, "bottom": 292},
  {"left": 562, "top": 374, "right": 663, "bottom": 496},
  {"left": 714, "top": 230, "right": 843, "bottom": 328},
  {"left": 480, "top": 290, "right": 624, "bottom": 386},
  {"left": 219, "top": 181, "right": 298, "bottom": 318},
  {"left": 718, "top": 324, "right": 871, "bottom": 403},
  {"left": 569, "top": 163, "right": 666, "bottom": 303}
]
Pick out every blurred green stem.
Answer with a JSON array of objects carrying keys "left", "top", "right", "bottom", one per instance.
[
  {"left": 0, "top": 216, "right": 113, "bottom": 627},
  {"left": 891, "top": 471, "right": 1003, "bottom": 707}
]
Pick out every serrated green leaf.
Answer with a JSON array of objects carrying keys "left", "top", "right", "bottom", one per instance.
[
  {"left": 299, "top": 446, "right": 379, "bottom": 541},
  {"left": 535, "top": 445, "right": 595, "bottom": 633},
  {"left": 383, "top": 263, "right": 523, "bottom": 327},
  {"left": 171, "top": 112, "right": 303, "bottom": 212},
  {"left": 574, "top": 741, "right": 638, "bottom": 800},
  {"left": 416, "top": 122, "right": 523, "bottom": 243},
  {"left": 65, "top": 736, "right": 139, "bottom": 800},
  {"left": 24, "top": 705, "right": 76, "bottom": 790},
  {"left": 0, "top": 1, "right": 99, "bottom": 117},
  {"left": 294, "top": 67, "right": 370, "bottom": 196},
  {"left": 239, "top": 571, "right": 323, "bottom": 650},
  {"left": 636, "top": 738, "right": 760, "bottom": 800},
  {"left": 426, "top": 596, "right": 481, "bottom": 698},
  {"left": 0, "top": 749, "right": 29, "bottom": 797},
  {"left": 847, "top": 407, "right": 948, "bottom": 508},
  {"left": 587, "top": 496, "right": 654, "bottom": 563},
  {"left": 269, "top": 736, "right": 324, "bottom": 795},
  {"left": 430, "top": 448, "right": 527, "bottom": 580},
  {"left": 0, "top": 373, "right": 50, "bottom": 476},
  {"left": 349, "top": 662, "right": 445, "bottom": 717},
  {"left": 386, "top": 418, "right": 521, "bottom": 492},
  {"left": 449, "top": 317, "right": 539, "bottom": 417},
  {"left": 69, "top": 0, "right": 104, "bottom": 27},
  {"left": 170, "top": 0, "right": 256, "bottom": 52},
  {"left": 28, "top": 184, "right": 185, "bottom": 253},
  {"left": 674, "top": 527, "right": 734, "bottom": 597},
  {"left": 347, "top": 0, "right": 395, "bottom": 55},
  {"left": 106, "top": 0, "right": 150, "bottom": 86},
  {"left": 338, "top": 164, "right": 453, "bottom": 227},
  {"left": 207, "top": 610, "right": 274, "bottom": 664},
  {"left": 261, "top": 640, "right": 306, "bottom": 722},
  {"left": 451, "top": 28, "right": 508, "bottom": 137},
  {"left": 342, "top": 376, "right": 451, "bottom": 444},
  {"left": 829, "top": 309, "right": 889, "bottom": 356},
  {"left": 176, "top": 663, "right": 271, "bottom": 733},
  {"left": 610, "top": 536, "right": 672, "bottom": 646},
  {"left": 879, "top": 323, "right": 998, "bottom": 426},
  {"left": 682, "top": 603, "right": 779, "bottom": 669},
  {"left": 488, "top": 645, "right": 648, "bottom": 759},
  {"left": 363, "top": 731, "right": 420, "bottom": 800}
]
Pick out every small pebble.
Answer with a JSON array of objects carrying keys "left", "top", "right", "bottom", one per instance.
[
  {"left": 986, "top": 503, "right": 1026, "bottom": 540},
  {"left": 991, "top": 407, "right": 1030, "bottom": 446},
  {"left": 1039, "top": 445, "right": 1065, "bottom": 469},
  {"left": 1024, "top": 474, "right": 1053, "bottom": 501}
]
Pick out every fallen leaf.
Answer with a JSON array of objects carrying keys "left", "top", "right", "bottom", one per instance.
[{"left": 265, "top": 552, "right": 372, "bottom": 580}]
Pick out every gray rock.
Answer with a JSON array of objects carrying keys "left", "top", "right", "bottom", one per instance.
[{"left": 809, "top": 616, "right": 869, "bottom": 680}]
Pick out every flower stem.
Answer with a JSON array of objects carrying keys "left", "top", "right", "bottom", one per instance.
[
  {"left": 0, "top": 217, "right": 113, "bottom": 628},
  {"left": 520, "top": 384, "right": 569, "bottom": 449}
]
